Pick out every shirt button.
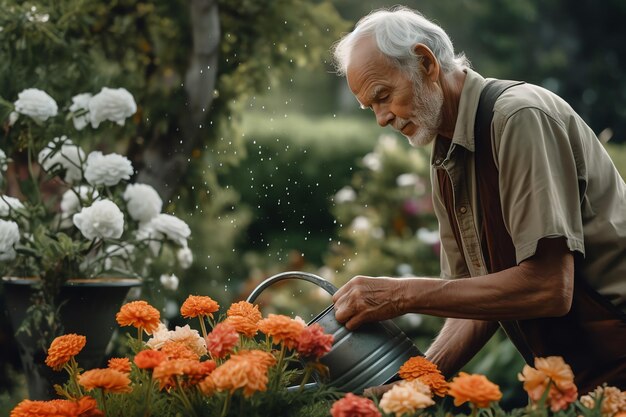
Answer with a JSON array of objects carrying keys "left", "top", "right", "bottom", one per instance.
[{"left": 459, "top": 206, "right": 467, "bottom": 214}]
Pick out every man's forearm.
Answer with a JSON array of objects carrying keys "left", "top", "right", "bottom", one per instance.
[{"left": 425, "top": 318, "right": 498, "bottom": 378}]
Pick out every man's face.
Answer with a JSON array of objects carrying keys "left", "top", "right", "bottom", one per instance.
[{"left": 346, "top": 38, "right": 443, "bottom": 146}]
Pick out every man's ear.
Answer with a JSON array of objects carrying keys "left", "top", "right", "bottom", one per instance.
[{"left": 413, "top": 43, "right": 440, "bottom": 82}]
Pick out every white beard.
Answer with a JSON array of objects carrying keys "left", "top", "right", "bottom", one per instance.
[{"left": 398, "top": 74, "right": 443, "bottom": 147}]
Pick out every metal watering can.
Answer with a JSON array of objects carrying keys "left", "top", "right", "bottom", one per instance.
[{"left": 246, "top": 271, "right": 422, "bottom": 393}]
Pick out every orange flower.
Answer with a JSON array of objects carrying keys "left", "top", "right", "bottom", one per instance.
[
  {"left": 10, "top": 396, "right": 103, "bottom": 417},
  {"left": 152, "top": 358, "right": 199, "bottom": 390},
  {"left": 234, "top": 349, "right": 277, "bottom": 368},
  {"left": 45, "top": 334, "right": 87, "bottom": 371},
  {"left": 296, "top": 323, "right": 334, "bottom": 359},
  {"left": 134, "top": 349, "right": 167, "bottom": 370},
  {"left": 116, "top": 301, "right": 160, "bottom": 334},
  {"left": 159, "top": 340, "right": 200, "bottom": 360},
  {"left": 258, "top": 314, "right": 305, "bottom": 349},
  {"left": 223, "top": 315, "right": 259, "bottom": 338},
  {"left": 78, "top": 368, "right": 132, "bottom": 393},
  {"left": 518, "top": 356, "right": 578, "bottom": 411},
  {"left": 205, "top": 322, "right": 239, "bottom": 359},
  {"left": 107, "top": 357, "right": 131, "bottom": 374},
  {"left": 227, "top": 301, "right": 262, "bottom": 323},
  {"left": 398, "top": 356, "right": 448, "bottom": 397},
  {"left": 330, "top": 393, "right": 382, "bottom": 417},
  {"left": 180, "top": 295, "right": 219, "bottom": 318},
  {"left": 448, "top": 372, "right": 502, "bottom": 408},
  {"left": 208, "top": 356, "right": 270, "bottom": 397},
  {"left": 580, "top": 386, "right": 626, "bottom": 417}
]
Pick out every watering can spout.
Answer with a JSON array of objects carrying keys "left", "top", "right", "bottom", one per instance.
[{"left": 246, "top": 271, "right": 423, "bottom": 394}]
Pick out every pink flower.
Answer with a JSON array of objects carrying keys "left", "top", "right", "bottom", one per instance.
[
  {"left": 205, "top": 322, "right": 239, "bottom": 359},
  {"left": 330, "top": 393, "right": 381, "bottom": 417},
  {"left": 296, "top": 324, "right": 334, "bottom": 360}
]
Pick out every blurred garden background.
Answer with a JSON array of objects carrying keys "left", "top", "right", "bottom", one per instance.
[{"left": 1, "top": 0, "right": 626, "bottom": 411}]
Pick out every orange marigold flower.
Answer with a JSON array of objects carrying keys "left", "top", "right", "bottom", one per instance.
[
  {"left": 233, "top": 349, "right": 277, "bottom": 369},
  {"left": 518, "top": 356, "right": 578, "bottom": 412},
  {"left": 152, "top": 358, "right": 199, "bottom": 390},
  {"left": 580, "top": 386, "right": 626, "bottom": 417},
  {"left": 223, "top": 315, "right": 259, "bottom": 338},
  {"left": 296, "top": 323, "right": 334, "bottom": 360},
  {"left": 198, "top": 374, "right": 217, "bottom": 396},
  {"left": 45, "top": 334, "right": 87, "bottom": 371},
  {"left": 448, "top": 372, "right": 502, "bottom": 408},
  {"left": 134, "top": 349, "right": 167, "bottom": 370},
  {"left": 107, "top": 357, "right": 131, "bottom": 374},
  {"left": 186, "top": 360, "right": 217, "bottom": 386},
  {"left": 10, "top": 400, "right": 56, "bottom": 417},
  {"left": 116, "top": 301, "right": 160, "bottom": 334},
  {"left": 78, "top": 368, "right": 132, "bottom": 393},
  {"left": 398, "top": 356, "right": 448, "bottom": 397},
  {"left": 209, "top": 356, "right": 270, "bottom": 397},
  {"left": 47, "top": 396, "right": 104, "bottom": 417},
  {"left": 205, "top": 322, "right": 239, "bottom": 359},
  {"left": 258, "top": 314, "right": 305, "bottom": 349},
  {"left": 330, "top": 393, "right": 382, "bottom": 417},
  {"left": 227, "top": 301, "right": 262, "bottom": 323},
  {"left": 180, "top": 295, "right": 219, "bottom": 318},
  {"left": 160, "top": 340, "right": 200, "bottom": 360}
]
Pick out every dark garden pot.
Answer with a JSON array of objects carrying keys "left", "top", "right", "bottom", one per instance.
[{"left": 1, "top": 277, "right": 141, "bottom": 400}]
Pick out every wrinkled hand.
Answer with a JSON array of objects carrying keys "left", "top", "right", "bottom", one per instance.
[{"left": 332, "top": 275, "right": 406, "bottom": 330}]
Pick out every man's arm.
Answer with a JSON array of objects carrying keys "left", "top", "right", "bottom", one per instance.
[
  {"left": 333, "top": 237, "right": 574, "bottom": 329},
  {"left": 425, "top": 318, "right": 498, "bottom": 378}
]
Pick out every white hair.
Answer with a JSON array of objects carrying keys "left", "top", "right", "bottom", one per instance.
[{"left": 332, "top": 6, "right": 469, "bottom": 76}]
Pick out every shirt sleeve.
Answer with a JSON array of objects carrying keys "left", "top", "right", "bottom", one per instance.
[{"left": 493, "top": 107, "right": 586, "bottom": 264}]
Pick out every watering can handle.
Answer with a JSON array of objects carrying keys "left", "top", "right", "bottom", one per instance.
[{"left": 245, "top": 271, "right": 338, "bottom": 303}]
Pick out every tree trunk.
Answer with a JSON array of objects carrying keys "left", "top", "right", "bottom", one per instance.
[{"left": 135, "top": 0, "right": 220, "bottom": 201}]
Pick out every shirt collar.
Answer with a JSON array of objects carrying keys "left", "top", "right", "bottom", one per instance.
[{"left": 432, "top": 68, "right": 486, "bottom": 164}]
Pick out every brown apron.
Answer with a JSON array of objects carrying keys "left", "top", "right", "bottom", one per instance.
[{"left": 437, "top": 80, "right": 626, "bottom": 393}]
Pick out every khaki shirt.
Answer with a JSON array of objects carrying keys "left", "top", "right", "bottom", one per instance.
[{"left": 431, "top": 68, "right": 626, "bottom": 312}]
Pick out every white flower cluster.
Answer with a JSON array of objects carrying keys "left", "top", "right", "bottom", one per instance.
[
  {"left": 84, "top": 151, "right": 134, "bottom": 186},
  {"left": 146, "top": 323, "right": 207, "bottom": 357},
  {"left": 73, "top": 199, "right": 124, "bottom": 240},
  {"left": 9, "top": 87, "right": 136, "bottom": 130},
  {"left": 38, "top": 136, "right": 86, "bottom": 183},
  {"left": 123, "top": 183, "right": 162, "bottom": 223},
  {"left": 0, "top": 219, "right": 20, "bottom": 261}
]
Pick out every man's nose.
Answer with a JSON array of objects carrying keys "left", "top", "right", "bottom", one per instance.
[{"left": 374, "top": 105, "right": 394, "bottom": 127}]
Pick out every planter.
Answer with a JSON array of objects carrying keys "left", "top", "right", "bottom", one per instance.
[{"left": 1, "top": 277, "right": 141, "bottom": 400}]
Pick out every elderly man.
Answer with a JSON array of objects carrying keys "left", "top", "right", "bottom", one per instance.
[{"left": 330, "top": 6, "right": 626, "bottom": 393}]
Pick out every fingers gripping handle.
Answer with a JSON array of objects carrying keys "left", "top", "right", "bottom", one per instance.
[{"left": 245, "top": 271, "right": 338, "bottom": 304}]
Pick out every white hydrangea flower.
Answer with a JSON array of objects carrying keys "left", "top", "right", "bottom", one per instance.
[
  {"left": 362, "top": 152, "right": 382, "bottom": 171},
  {"left": 176, "top": 247, "right": 193, "bottom": 269},
  {"left": 73, "top": 199, "right": 124, "bottom": 240},
  {"left": 68, "top": 93, "right": 93, "bottom": 130},
  {"left": 0, "top": 149, "right": 8, "bottom": 172},
  {"left": 417, "top": 228, "right": 440, "bottom": 245},
  {"left": 146, "top": 322, "right": 170, "bottom": 349},
  {"left": 84, "top": 151, "right": 134, "bottom": 186},
  {"left": 160, "top": 273, "right": 179, "bottom": 291},
  {"left": 334, "top": 186, "right": 357, "bottom": 204},
  {"left": 0, "top": 219, "right": 20, "bottom": 261},
  {"left": 396, "top": 173, "right": 420, "bottom": 187},
  {"left": 13, "top": 88, "right": 58, "bottom": 123},
  {"left": 38, "top": 137, "right": 86, "bottom": 183},
  {"left": 8, "top": 112, "right": 19, "bottom": 126},
  {"left": 169, "top": 325, "right": 207, "bottom": 357},
  {"left": 103, "top": 243, "right": 135, "bottom": 270},
  {"left": 123, "top": 183, "right": 162, "bottom": 223},
  {"left": 0, "top": 196, "right": 24, "bottom": 217},
  {"left": 60, "top": 186, "right": 99, "bottom": 215},
  {"left": 88, "top": 87, "right": 137, "bottom": 128},
  {"left": 145, "top": 214, "right": 191, "bottom": 247}
]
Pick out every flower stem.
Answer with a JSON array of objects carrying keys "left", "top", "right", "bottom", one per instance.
[
  {"left": 220, "top": 391, "right": 232, "bottom": 417},
  {"left": 138, "top": 327, "right": 143, "bottom": 344},
  {"left": 299, "top": 365, "right": 313, "bottom": 391},
  {"left": 99, "top": 389, "right": 108, "bottom": 416},
  {"left": 198, "top": 316, "right": 208, "bottom": 339},
  {"left": 176, "top": 377, "right": 198, "bottom": 417}
]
